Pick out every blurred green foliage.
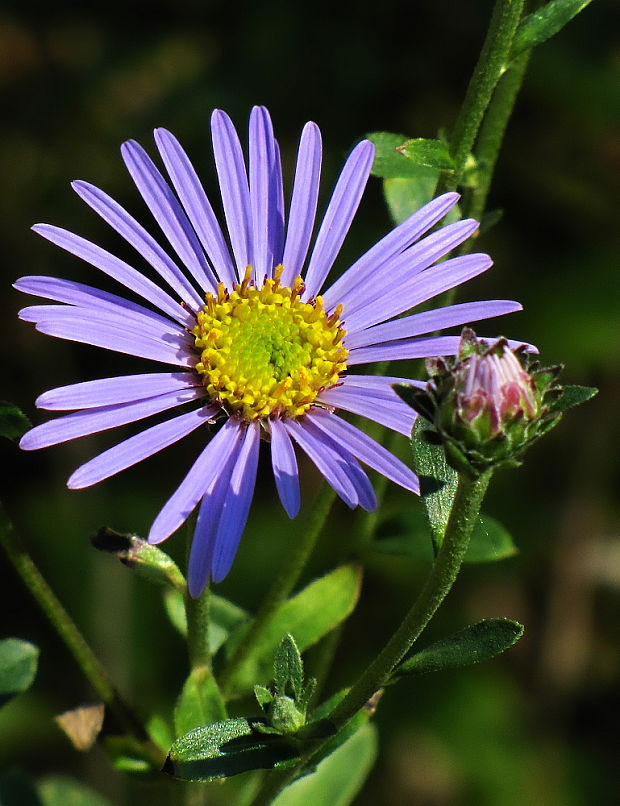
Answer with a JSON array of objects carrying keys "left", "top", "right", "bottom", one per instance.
[{"left": 1, "top": 1, "right": 618, "bottom": 804}]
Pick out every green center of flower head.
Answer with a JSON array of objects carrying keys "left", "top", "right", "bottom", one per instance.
[{"left": 193, "top": 266, "right": 348, "bottom": 420}]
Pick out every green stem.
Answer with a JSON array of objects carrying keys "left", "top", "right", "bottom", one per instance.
[
  {"left": 436, "top": 0, "right": 525, "bottom": 194},
  {"left": 220, "top": 483, "right": 336, "bottom": 694},
  {"left": 467, "top": 49, "right": 531, "bottom": 223},
  {"left": 250, "top": 470, "right": 492, "bottom": 805},
  {"left": 186, "top": 584, "right": 211, "bottom": 672},
  {"left": 0, "top": 503, "right": 161, "bottom": 761}
]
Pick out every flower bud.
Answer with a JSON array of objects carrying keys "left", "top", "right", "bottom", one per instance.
[{"left": 399, "top": 329, "right": 563, "bottom": 477}]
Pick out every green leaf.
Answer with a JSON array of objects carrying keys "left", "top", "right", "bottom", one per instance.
[
  {"left": 465, "top": 515, "right": 518, "bottom": 564},
  {"left": 254, "top": 684, "right": 274, "bottom": 709},
  {"left": 0, "top": 638, "right": 39, "bottom": 707},
  {"left": 272, "top": 724, "right": 378, "bottom": 806},
  {"left": 511, "top": 0, "right": 593, "bottom": 58},
  {"left": 392, "top": 619, "right": 524, "bottom": 681},
  {"left": 398, "top": 138, "right": 455, "bottom": 171},
  {"left": 274, "top": 634, "right": 304, "bottom": 700},
  {"left": 365, "top": 132, "right": 423, "bottom": 179},
  {"left": 225, "top": 566, "right": 362, "bottom": 696},
  {"left": 0, "top": 402, "right": 31, "bottom": 442},
  {"left": 164, "top": 718, "right": 300, "bottom": 782},
  {"left": 38, "top": 776, "right": 112, "bottom": 806},
  {"left": 163, "top": 589, "right": 249, "bottom": 654},
  {"left": 550, "top": 384, "right": 597, "bottom": 413},
  {"left": 410, "top": 417, "right": 458, "bottom": 554},
  {"left": 174, "top": 666, "right": 227, "bottom": 738}
]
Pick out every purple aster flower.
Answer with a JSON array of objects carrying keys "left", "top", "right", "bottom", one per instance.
[{"left": 16, "top": 106, "right": 524, "bottom": 595}]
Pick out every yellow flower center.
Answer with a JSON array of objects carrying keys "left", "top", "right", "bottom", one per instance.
[{"left": 193, "top": 266, "right": 348, "bottom": 420}]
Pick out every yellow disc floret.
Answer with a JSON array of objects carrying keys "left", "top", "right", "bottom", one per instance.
[{"left": 193, "top": 266, "right": 348, "bottom": 420}]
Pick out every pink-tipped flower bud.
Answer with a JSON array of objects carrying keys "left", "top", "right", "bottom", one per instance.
[{"left": 398, "top": 329, "right": 565, "bottom": 477}]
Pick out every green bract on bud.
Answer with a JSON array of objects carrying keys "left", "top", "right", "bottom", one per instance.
[
  {"left": 91, "top": 527, "right": 186, "bottom": 592},
  {"left": 397, "top": 329, "right": 566, "bottom": 477}
]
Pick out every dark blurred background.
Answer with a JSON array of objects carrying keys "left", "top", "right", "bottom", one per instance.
[{"left": 1, "top": 1, "right": 618, "bottom": 804}]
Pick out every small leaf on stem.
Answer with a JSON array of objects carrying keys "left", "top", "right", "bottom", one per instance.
[
  {"left": 164, "top": 718, "right": 300, "bottom": 782},
  {"left": 511, "top": 0, "right": 593, "bottom": 58},
  {"left": 397, "top": 138, "right": 455, "bottom": 171},
  {"left": 391, "top": 619, "right": 524, "bottom": 681},
  {"left": 409, "top": 416, "right": 459, "bottom": 554}
]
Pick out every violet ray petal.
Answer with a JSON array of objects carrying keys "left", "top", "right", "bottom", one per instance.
[
  {"left": 19, "top": 303, "right": 190, "bottom": 346},
  {"left": 281, "top": 122, "right": 322, "bottom": 285},
  {"left": 249, "top": 106, "right": 276, "bottom": 280},
  {"left": 210, "top": 421, "right": 261, "bottom": 584},
  {"left": 72, "top": 180, "right": 203, "bottom": 309},
  {"left": 20, "top": 387, "right": 203, "bottom": 450},
  {"left": 340, "top": 219, "right": 481, "bottom": 321},
  {"left": 343, "top": 459, "right": 377, "bottom": 511},
  {"left": 345, "top": 300, "right": 523, "bottom": 349},
  {"left": 340, "top": 374, "right": 426, "bottom": 392},
  {"left": 211, "top": 109, "right": 253, "bottom": 278},
  {"left": 269, "top": 418, "right": 300, "bottom": 518},
  {"left": 68, "top": 404, "right": 218, "bottom": 489},
  {"left": 154, "top": 128, "right": 237, "bottom": 288},
  {"left": 303, "top": 140, "right": 375, "bottom": 299},
  {"left": 322, "top": 192, "right": 460, "bottom": 309},
  {"left": 303, "top": 418, "right": 377, "bottom": 511},
  {"left": 26, "top": 307, "right": 194, "bottom": 366},
  {"left": 345, "top": 253, "right": 493, "bottom": 333},
  {"left": 14, "top": 276, "right": 182, "bottom": 331},
  {"left": 270, "top": 138, "right": 285, "bottom": 269},
  {"left": 347, "top": 336, "right": 462, "bottom": 365},
  {"left": 307, "top": 410, "right": 420, "bottom": 494},
  {"left": 149, "top": 418, "right": 243, "bottom": 545},
  {"left": 187, "top": 444, "right": 240, "bottom": 597},
  {"left": 31, "top": 225, "right": 191, "bottom": 325},
  {"left": 36, "top": 372, "right": 199, "bottom": 411},
  {"left": 19, "top": 304, "right": 193, "bottom": 351},
  {"left": 284, "top": 418, "right": 358, "bottom": 508},
  {"left": 121, "top": 140, "right": 218, "bottom": 293},
  {"left": 317, "top": 387, "right": 416, "bottom": 437}
]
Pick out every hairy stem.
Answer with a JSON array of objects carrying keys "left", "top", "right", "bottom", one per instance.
[
  {"left": 250, "top": 470, "right": 492, "bottom": 805},
  {"left": 437, "top": 0, "right": 525, "bottom": 194}
]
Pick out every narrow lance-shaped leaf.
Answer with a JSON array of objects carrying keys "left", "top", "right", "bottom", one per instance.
[
  {"left": 164, "top": 718, "right": 300, "bottom": 782},
  {"left": 511, "top": 0, "right": 594, "bottom": 58},
  {"left": 0, "top": 638, "right": 39, "bottom": 707},
  {"left": 225, "top": 565, "right": 362, "bottom": 696},
  {"left": 397, "top": 138, "right": 455, "bottom": 171},
  {"left": 391, "top": 619, "right": 524, "bottom": 682},
  {"left": 274, "top": 634, "right": 304, "bottom": 700},
  {"left": 408, "top": 415, "right": 458, "bottom": 554}
]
